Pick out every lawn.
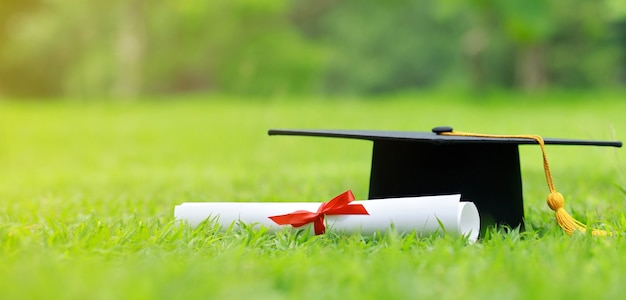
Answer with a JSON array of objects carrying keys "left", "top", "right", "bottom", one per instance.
[{"left": 1, "top": 91, "right": 625, "bottom": 299}]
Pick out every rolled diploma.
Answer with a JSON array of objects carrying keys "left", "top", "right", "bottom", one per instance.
[{"left": 175, "top": 194, "right": 479, "bottom": 241}]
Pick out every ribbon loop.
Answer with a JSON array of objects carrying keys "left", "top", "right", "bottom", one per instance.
[{"left": 268, "top": 190, "right": 369, "bottom": 235}]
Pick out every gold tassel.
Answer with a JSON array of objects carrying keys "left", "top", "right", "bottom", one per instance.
[
  {"left": 441, "top": 130, "right": 609, "bottom": 236},
  {"left": 546, "top": 192, "right": 609, "bottom": 236}
]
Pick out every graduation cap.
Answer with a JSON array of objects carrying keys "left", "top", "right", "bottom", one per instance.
[{"left": 268, "top": 126, "right": 622, "bottom": 235}]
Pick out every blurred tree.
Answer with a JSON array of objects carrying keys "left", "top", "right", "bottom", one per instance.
[
  {"left": 144, "top": 0, "right": 326, "bottom": 96},
  {"left": 294, "top": 0, "right": 624, "bottom": 93},
  {"left": 498, "top": 0, "right": 554, "bottom": 90},
  {"left": 293, "top": 0, "right": 465, "bottom": 94},
  {"left": 0, "top": 0, "right": 131, "bottom": 97},
  {"left": 0, "top": 0, "right": 623, "bottom": 98},
  {"left": 433, "top": 0, "right": 623, "bottom": 91},
  {"left": 497, "top": 0, "right": 621, "bottom": 90},
  {"left": 0, "top": 0, "right": 325, "bottom": 98},
  {"left": 0, "top": 0, "right": 49, "bottom": 96}
]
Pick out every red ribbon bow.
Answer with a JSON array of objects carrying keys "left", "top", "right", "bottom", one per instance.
[{"left": 268, "top": 190, "right": 369, "bottom": 235}]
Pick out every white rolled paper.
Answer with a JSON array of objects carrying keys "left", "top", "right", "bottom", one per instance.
[{"left": 175, "top": 194, "right": 480, "bottom": 241}]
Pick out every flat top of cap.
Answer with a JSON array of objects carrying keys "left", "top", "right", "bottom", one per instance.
[{"left": 268, "top": 128, "right": 622, "bottom": 147}]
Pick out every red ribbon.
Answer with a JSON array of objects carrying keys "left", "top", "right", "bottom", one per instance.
[{"left": 268, "top": 190, "right": 369, "bottom": 235}]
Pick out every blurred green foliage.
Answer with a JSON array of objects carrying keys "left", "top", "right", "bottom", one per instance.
[{"left": 1, "top": 0, "right": 625, "bottom": 98}]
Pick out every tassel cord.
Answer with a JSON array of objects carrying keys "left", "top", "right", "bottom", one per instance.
[{"left": 440, "top": 131, "right": 609, "bottom": 236}]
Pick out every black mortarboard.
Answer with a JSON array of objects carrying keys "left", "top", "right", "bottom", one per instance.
[{"left": 268, "top": 126, "right": 622, "bottom": 233}]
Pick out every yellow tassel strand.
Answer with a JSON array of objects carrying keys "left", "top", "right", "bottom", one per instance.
[{"left": 440, "top": 130, "right": 609, "bottom": 236}]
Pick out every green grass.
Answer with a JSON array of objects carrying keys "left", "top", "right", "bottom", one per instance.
[{"left": 1, "top": 92, "right": 626, "bottom": 299}]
